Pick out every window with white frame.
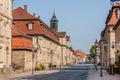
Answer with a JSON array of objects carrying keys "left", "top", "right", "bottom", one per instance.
[{"left": 28, "top": 23, "right": 33, "bottom": 30}]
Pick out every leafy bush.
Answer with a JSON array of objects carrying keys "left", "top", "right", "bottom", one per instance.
[
  {"left": 35, "top": 66, "right": 41, "bottom": 71},
  {"left": 49, "top": 63, "right": 57, "bottom": 68},
  {"left": 40, "top": 64, "right": 46, "bottom": 70},
  {"left": 35, "top": 64, "right": 46, "bottom": 71},
  {"left": 49, "top": 63, "right": 54, "bottom": 68}
]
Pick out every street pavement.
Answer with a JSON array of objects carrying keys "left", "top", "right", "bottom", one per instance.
[
  {"left": 0, "top": 70, "right": 60, "bottom": 80},
  {"left": 8, "top": 64, "right": 90, "bottom": 80},
  {"left": 0, "top": 64, "right": 120, "bottom": 80}
]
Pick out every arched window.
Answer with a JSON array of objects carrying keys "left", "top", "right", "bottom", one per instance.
[{"left": 53, "top": 23, "right": 55, "bottom": 28}]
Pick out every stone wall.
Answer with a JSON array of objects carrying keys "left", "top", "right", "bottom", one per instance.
[{"left": 12, "top": 50, "right": 32, "bottom": 72}]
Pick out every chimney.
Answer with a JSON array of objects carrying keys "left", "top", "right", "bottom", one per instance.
[
  {"left": 33, "top": 13, "right": 36, "bottom": 17},
  {"left": 24, "top": 5, "right": 27, "bottom": 11},
  {"left": 38, "top": 16, "right": 40, "bottom": 19}
]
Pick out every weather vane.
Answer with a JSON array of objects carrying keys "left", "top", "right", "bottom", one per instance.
[{"left": 110, "top": 0, "right": 120, "bottom": 5}]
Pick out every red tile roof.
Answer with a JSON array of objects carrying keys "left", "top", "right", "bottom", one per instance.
[
  {"left": 12, "top": 23, "right": 33, "bottom": 50},
  {"left": 73, "top": 50, "right": 86, "bottom": 59},
  {"left": 12, "top": 38, "right": 33, "bottom": 50},
  {"left": 13, "top": 7, "right": 37, "bottom": 20},
  {"left": 107, "top": 9, "right": 118, "bottom": 25},
  {"left": 13, "top": 6, "right": 59, "bottom": 43},
  {"left": 106, "top": 3, "right": 120, "bottom": 25},
  {"left": 79, "top": 51, "right": 85, "bottom": 59},
  {"left": 73, "top": 50, "right": 79, "bottom": 57},
  {"left": 12, "top": 23, "right": 31, "bottom": 38},
  {"left": 13, "top": 20, "right": 42, "bottom": 34}
]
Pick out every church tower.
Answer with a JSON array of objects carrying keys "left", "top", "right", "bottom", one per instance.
[{"left": 50, "top": 12, "right": 58, "bottom": 32}]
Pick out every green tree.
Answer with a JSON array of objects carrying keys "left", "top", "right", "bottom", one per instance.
[{"left": 89, "top": 45, "right": 96, "bottom": 59}]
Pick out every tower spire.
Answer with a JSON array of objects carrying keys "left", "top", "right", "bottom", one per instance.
[
  {"left": 53, "top": 9, "right": 55, "bottom": 17},
  {"left": 50, "top": 10, "right": 58, "bottom": 32}
]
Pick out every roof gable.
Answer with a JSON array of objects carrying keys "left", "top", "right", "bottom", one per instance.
[{"left": 13, "top": 7, "right": 37, "bottom": 20}]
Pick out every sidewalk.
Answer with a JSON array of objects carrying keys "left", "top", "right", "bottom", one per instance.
[
  {"left": 87, "top": 67, "right": 120, "bottom": 80},
  {"left": 0, "top": 70, "right": 59, "bottom": 80}
]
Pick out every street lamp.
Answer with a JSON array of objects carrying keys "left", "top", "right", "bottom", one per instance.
[
  {"left": 100, "top": 40, "right": 103, "bottom": 77},
  {"left": 94, "top": 39, "right": 98, "bottom": 71},
  {"left": 100, "top": 40, "right": 107, "bottom": 77},
  {"left": 32, "top": 45, "right": 38, "bottom": 74}
]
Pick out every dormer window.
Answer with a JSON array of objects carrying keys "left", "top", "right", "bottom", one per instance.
[
  {"left": 28, "top": 23, "right": 33, "bottom": 30},
  {"left": 117, "top": 9, "right": 120, "bottom": 19}
]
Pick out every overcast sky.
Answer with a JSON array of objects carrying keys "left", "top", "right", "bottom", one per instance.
[{"left": 13, "top": 0, "right": 112, "bottom": 54}]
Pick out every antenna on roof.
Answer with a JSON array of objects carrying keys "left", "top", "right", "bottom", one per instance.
[{"left": 110, "top": 0, "right": 120, "bottom": 5}]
